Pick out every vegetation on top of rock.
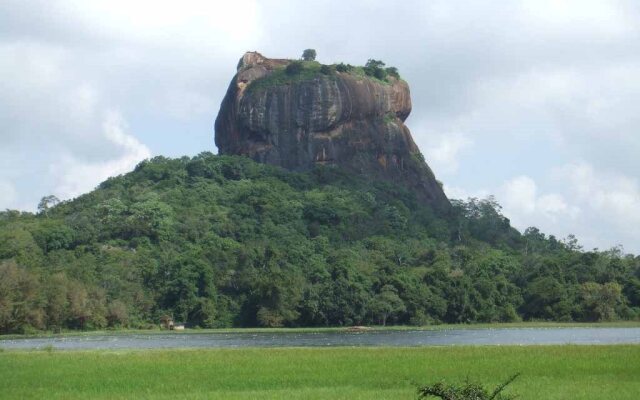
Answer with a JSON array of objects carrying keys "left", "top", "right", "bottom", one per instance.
[
  {"left": 335, "top": 62, "right": 353, "bottom": 73},
  {"left": 0, "top": 154, "right": 638, "bottom": 334},
  {"left": 244, "top": 60, "right": 331, "bottom": 93},
  {"left": 302, "top": 48, "right": 317, "bottom": 61},
  {"left": 320, "top": 64, "right": 333, "bottom": 75},
  {"left": 364, "top": 59, "right": 388, "bottom": 80},
  {"left": 285, "top": 60, "right": 304, "bottom": 75},
  {"left": 245, "top": 55, "right": 400, "bottom": 94},
  {"left": 386, "top": 66, "right": 400, "bottom": 79}
]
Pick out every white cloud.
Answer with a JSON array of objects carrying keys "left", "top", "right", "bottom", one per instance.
[
  {"left": 422, "top": 132, "right": 473, "bottom": 175},
  {"left": 471, "top": 65, "right": 640, "bottom": 147},
  {"left": 0, "top": 180, "right": 18, "bottom": 210},
  {"left": 446, "top": 168, "right": 639, "bottom": 252},
  {"left": 501, "top": 176, "right": 538, "bottom": 215},
  {"left": 69, "top": 83, "right": 99, "bottom": 122},
  {"left": 157, "top": 89, "right": 217, "bottom": 121},
  {"left": 443, "top": 185, "right": 490, "bottom": 201},
  {"left": 537, "top": 193, "right": 575, "bottom": 218},
  {"left": 49, "top": 111, "right": 151, "bottom": 200},
  {"left": 58, "top": 0, "right": 261, "bottom": 50},
  {"left": 557, "top": 162, "right": 640, "bottom": 227},
  {"left": 520, "top": 0, "right": 635, "bottom": 36},
  {"left": 499, "top": 175, "right": 580, "bottom": 226},
  {"left": 0, "top": 37, "right": 153, "bottom": 208},
  {"left": 1, "top": 0, "right": 640, "bottom": 253},
  {"left": 488, "top": 166, "right": 640, "bottom": 252}
]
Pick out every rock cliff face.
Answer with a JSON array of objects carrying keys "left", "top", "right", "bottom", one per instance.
[{"left": 215, "top": 52, "right": 450, "bottom": 211}]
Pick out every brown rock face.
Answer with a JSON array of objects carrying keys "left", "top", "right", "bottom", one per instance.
[{"left": 215, "top": 52, "right": 449, "bottom": 211}]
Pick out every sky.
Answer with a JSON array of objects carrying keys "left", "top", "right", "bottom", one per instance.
[{"left": 1, "top": 0, "right": 639, "bottom": 253}]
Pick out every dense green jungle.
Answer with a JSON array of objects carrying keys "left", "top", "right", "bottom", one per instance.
[{"left": 1, "top": 153, "right": 639, "bottom": 333}]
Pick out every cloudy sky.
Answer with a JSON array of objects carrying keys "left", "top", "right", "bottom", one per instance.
[{"left": 1, "top": 0, "right": 639, "bottom": 253}]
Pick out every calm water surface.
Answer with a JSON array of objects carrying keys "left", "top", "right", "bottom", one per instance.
[{"left": 2, "top": 328, "right": 640, "bottom": 350}]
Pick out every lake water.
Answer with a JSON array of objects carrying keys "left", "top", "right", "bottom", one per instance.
[{"left": 2, "top": 328, "right": 639, "bottom": 350}]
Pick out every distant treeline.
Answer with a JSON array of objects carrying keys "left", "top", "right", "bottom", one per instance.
[{"left": 1, "top": 154, "right": 639, "bottom": 333}]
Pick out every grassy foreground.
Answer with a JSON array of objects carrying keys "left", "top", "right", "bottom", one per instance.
[{"left": 1, "top": 345, "right": 639, "bottom": 399}]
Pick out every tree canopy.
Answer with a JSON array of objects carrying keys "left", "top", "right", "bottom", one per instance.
[
  {"left": 0, "top": 153, "right": 638, "bottom": 333},
  {"left": 302, "top": 49, "right": 317, "bottom": 61}
]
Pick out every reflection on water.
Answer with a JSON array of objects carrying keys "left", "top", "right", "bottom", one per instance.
[{"left": 1, "top": 328, "right": 639, "bottom": 350}]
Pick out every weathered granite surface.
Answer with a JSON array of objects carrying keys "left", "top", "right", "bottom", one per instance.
[{"left": 215, "top": 52, "right": 450, "bottom": 210}]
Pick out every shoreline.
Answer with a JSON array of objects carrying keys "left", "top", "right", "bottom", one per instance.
[{"left": 2, "top": 321, "right": 640, "bottom": 340}]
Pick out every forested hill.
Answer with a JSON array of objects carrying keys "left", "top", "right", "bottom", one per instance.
[{"left": 1, "top": 153, "right": 639, "bottom": 333}]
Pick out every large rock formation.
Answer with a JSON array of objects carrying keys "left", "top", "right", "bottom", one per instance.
[{"left": 215, "top": 52, "right": 449, "bottom": 211}]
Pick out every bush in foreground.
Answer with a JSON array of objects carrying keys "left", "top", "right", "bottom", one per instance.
[{"left": 417, "top": 374, "right": 519, "bottom": 400}]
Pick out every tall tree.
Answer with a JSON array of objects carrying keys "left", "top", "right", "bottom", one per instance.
[
  {"left": 301, "top": 49, "right": 316, "bottom": 61},
  {"left": 37, "top": 195, "right": 60, "bottom": 216}
]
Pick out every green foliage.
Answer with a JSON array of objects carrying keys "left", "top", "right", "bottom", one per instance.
[
  {"left": 0, "top": 154, "right": 638, "bottom": 333},
  {"left": 370, "top": 285, "right": 406, "bottom": 326},
  {"left": 246, "top": 62, "right": 327, "bottom": 93},
  {"left": 301, "top": 48, "right": 317, "bottom": 61},
  {"left": 335, "top": 62, "right": 353, "bottom": 73},
  {"left": 364, "top": 59, "right": 387, "bottom": 80},
  {"left": 320, "top": 64, "right": 333, "bottom": 75},
  {"left": 285, "top": 60, "right": 304, "bottom": 75},
  {"left": 383, "top": 112, "right": 396, "bottom": 124},
  {"left": 579, "top": 281, "right": 623, "bottom": 321},
  {"left": 0, "top": 261, "right": 43, "bottom": 333},
  {"left": 248, "top": 57, "right": 399, "bottom": 94},
  {"left": 521, "top": 276, "right": 571, "bottom": 320},
  {"left": 37, "top": 195, "right": 60, "bottom": 216},
  {"left": 386, "top": 66, "right": 400, "bottom": 78},
  {"left": 418, "top": 374, "right": 519, "bottom": 400}
]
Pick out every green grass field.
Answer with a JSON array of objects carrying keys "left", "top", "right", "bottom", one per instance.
[{"left": 1, "top": 345, "right": 639, "bottom": 399}]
